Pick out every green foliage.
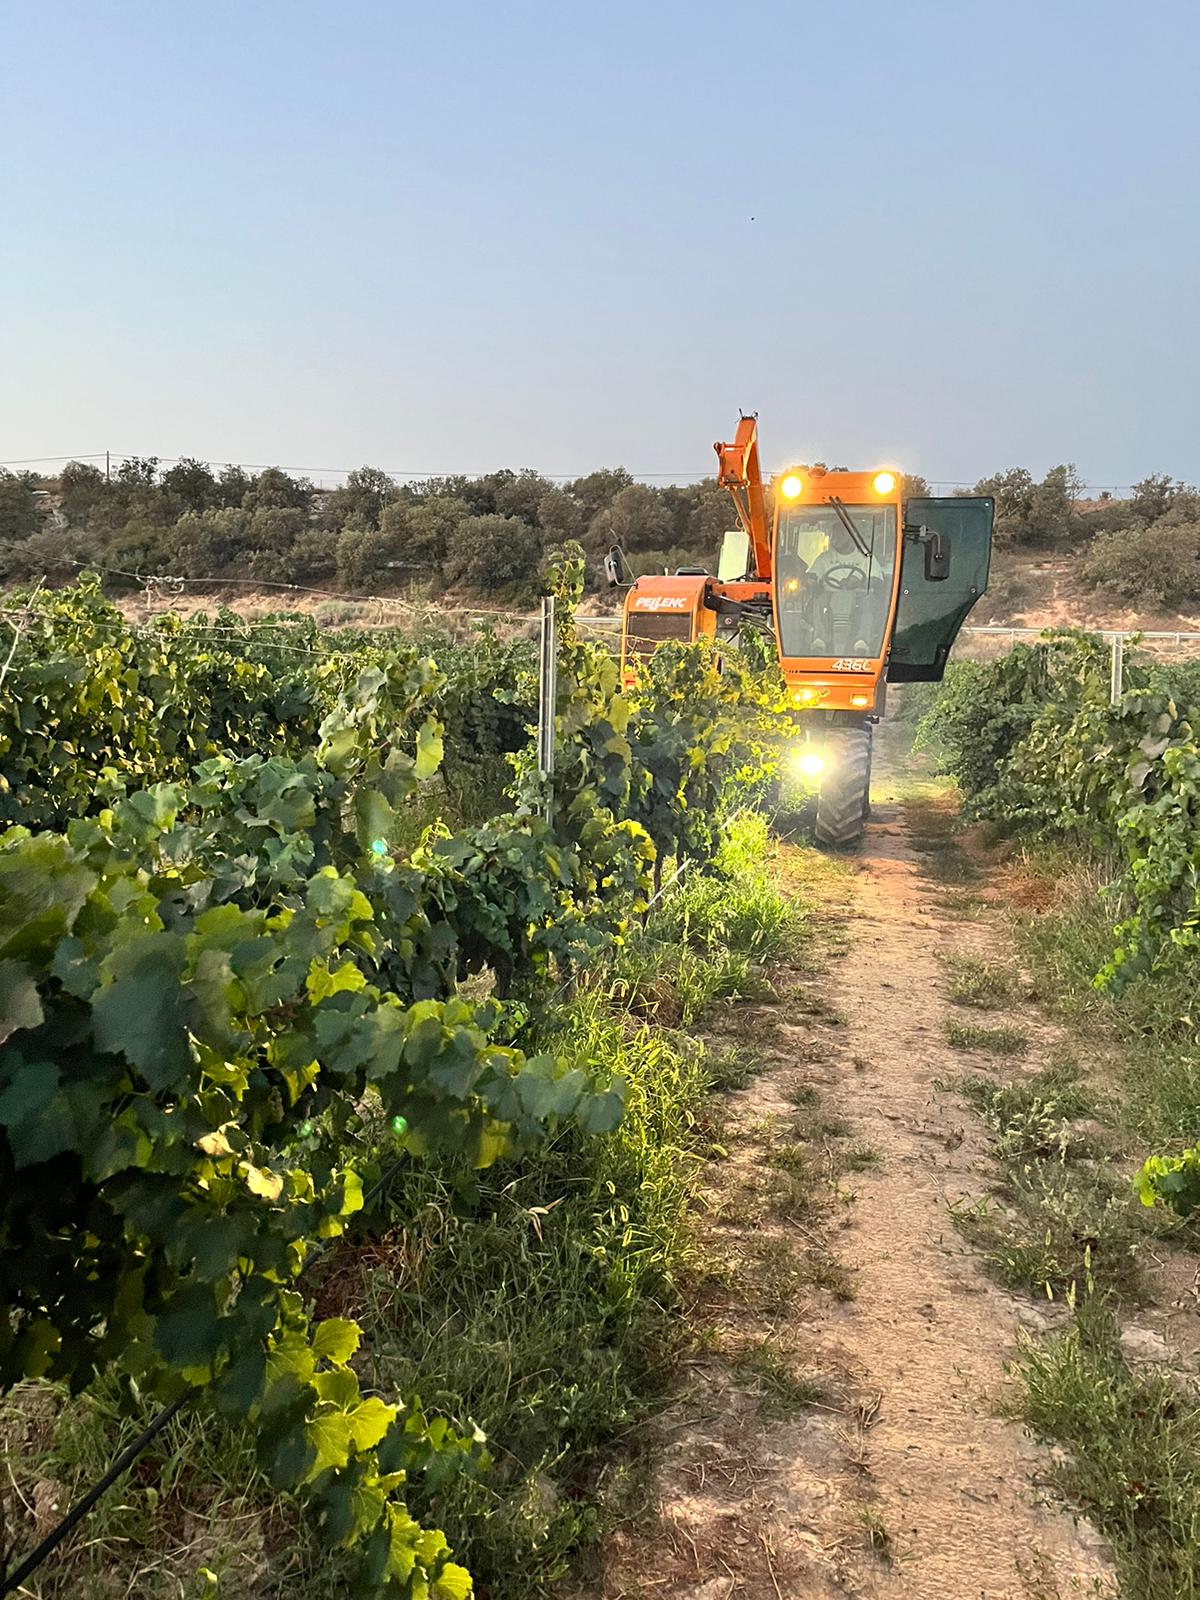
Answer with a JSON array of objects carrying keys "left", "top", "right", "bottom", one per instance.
[
  {"left": 1133, "top": 1145, "right": 1200, "bottom": 1217},
  {"left": 0, "top": 567, "right": 787, "bottom": 1595},
  {"left": 443, "top": 512, "right": 544, "bottom": 591},
  {"left": 1081, "top": 514, "right": 1200, "bottom": 608},
  {"left": 916, "top": 630, "right": 1200, "bottom": 990},
  {"left": 945, "top": 1019, "right": 1029, "bottom": 1056},
  {"left": 0, "top": 659, "right": 635, "bottom": 1592},
  {"left": 972, "top": 463, "right": 1082, "bottom": 545},
  {"left": 0, "top": 578, "right": 420, "bottom": 832},
  {"left": 0, "top": 470, "right": 40, "bottom": 542}
]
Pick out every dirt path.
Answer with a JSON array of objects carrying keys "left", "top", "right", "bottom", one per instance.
[
  {"left": 805, "top": 788, "right": 1113, "bottom": 1598},
  {"left": 581, "top": 756, "right": 1118, "bottom": 1600}
]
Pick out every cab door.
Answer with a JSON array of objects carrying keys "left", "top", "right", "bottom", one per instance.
[{"left": 887, "top": 496, "right": 993, "bottom": 682}]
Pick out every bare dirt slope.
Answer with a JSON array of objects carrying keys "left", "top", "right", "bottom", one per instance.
[
  {"left": 579, "top": 754, "right": 1116, "bottom": 1600},
  {"left": 974, "top": 548, "right": 1200, "bottom": 634}
]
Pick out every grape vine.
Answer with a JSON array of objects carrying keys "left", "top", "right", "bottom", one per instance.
[{"left": 0, "top": 560, "right": 782, "bottom": 1594}]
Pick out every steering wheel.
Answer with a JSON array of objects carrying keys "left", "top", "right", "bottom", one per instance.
[{"left": 820, "top": 561, "right": 866, "bottom": 591}]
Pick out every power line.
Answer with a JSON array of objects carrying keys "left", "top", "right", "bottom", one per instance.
[
  {"left": 1, "top": 452, "right": 716, "bottom": 482},
  {"left": 1, "top": 453, "right": 1152, "bottom": 498}
]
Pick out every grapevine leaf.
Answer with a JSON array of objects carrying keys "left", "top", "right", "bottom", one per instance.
[
  {"left": 415, "top": 721, "right": 444, "bottom": 782},
  {"left": 576, "top": 1084, "right": 626, "bottom": 1135},
  {"left": 305, "top": 1412, "right": 356, "bottom": 1480},
  {"left": 153, "top": 1284, "right": 223, "bottom": 1369},
  {"left": 312, "top": 1317, "right": 360, "bottom": 1364},
  {"left": 242, "top": 1161, "right": 284, "bottom": 1201},
  {"left": 354, "top": 788, "right": 395, "bottom": 853},
  {"left": 0, "top": 1059, "right": 60, "bottom": 1165},
  {"left": 347, "top": 1396, "right": 394, "bottom": 1452},
  {"left": 92, "top": 932, "right": 192, "bottom": 1088},
  {"left": 433, "top": 1563, "right": 474, "bottom": 1600},
  {"left": 0, "top": 959, "right": 43, "bottom": 1044}
]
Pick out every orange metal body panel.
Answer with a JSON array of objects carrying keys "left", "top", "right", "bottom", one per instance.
[
  {"left": 714, "top": 416, "right": 772, "bottom": 580},
  {"left": 770, "top": 467, "right": 903, "bottom": 713},
  {"left": 620, "top": 573, "right": 716, "bottom": 686}
]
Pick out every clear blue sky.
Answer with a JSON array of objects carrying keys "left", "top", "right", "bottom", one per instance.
[{"left": 3, "top": 0, "right": 1198, "bottom": 488}]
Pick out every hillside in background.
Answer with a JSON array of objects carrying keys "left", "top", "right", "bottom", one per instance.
[
  {"left": 977, "top": 545, "right": 1200, "bottom": 633},
  {"left": 1, "top": 456, "right": 1198, "bottom": 630}
]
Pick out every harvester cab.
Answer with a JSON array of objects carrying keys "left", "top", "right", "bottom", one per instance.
[{"left": 618, "top": 415, "right": 993, "bottom": 845}]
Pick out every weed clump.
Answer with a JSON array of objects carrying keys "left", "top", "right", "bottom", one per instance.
[
  {"left": 945, "top": 954, "right": 1018, "bottom": 1009},
  {"left": 1015, "top": 1300, "right": 1200, "bottom": 1596},
  {"left": 946, "top": 1019, "right": 1029, "bottom": 1056}
]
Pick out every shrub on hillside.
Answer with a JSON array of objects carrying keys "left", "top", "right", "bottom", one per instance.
[
  {"left": 1081, "top": 515, "right": 1200, "bottom": 608},
  {"left": 444, "top": 511, "right": 543, "bottom": 590}
]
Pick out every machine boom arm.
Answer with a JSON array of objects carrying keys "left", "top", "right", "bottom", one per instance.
[{"left": 714, "top": 415, "right": 772, "bottom": 580}]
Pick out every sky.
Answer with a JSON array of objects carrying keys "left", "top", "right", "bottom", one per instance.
[{"left": 2, "top": 0, "right": 1199, "bottom": 490}]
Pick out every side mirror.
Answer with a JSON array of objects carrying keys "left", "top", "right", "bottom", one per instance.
[
  {"left": 924, "top": 530, "right": 951, "bottom": 581},
  {"left": 604, "top": 545, "right": 630, "bottom": 587}
]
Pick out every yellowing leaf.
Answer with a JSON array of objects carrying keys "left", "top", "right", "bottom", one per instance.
[
  {"left": 305, "top": 1412, "right": 355, "bottom": 1480},
  {"left": 433, "top": 1563, "right": 473, "bottom": 1600},
  {"left": 241, "top": 1161, "right": 284, "bottom": 1201},
  {"left": 347, "top": 1395, "right": 394, "bottom": 1452},
  {"left": 312, "top": 1317, "right": 360, "bottom": 1364},
  {"left": 414, "top": 720, "right": 444, "bottom": 781},
  {"left": 197, "top": 1126, "right": 234, "bottom": 1158}
]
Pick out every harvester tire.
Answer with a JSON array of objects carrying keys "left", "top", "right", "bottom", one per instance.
[{"left": 815, "top": 727, "right": 872, "bottom": 848}]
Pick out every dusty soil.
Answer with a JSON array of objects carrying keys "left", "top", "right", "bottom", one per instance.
[
  {"left": 973, "top": 547, "right": 1200, "bottom": 635},
  {"left": 576, "top": 749, "right": 1119, "bottom": 1600},
  {"left": 107, "top": 543, "right": 1200, "bottom": 641}
]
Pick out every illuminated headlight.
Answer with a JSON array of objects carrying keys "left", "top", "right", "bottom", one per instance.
[
  {"left": 779, "top": 474, "right": 803, "bottom": 500},
  {"left": 872, "top": 471, "right": 897, "bottom": 495},
  {"left": 792, "top": 686, "right": 820, "bottom": 706},
  {"left": 794, "top": 751, "right": 825, "bottom": 779},
  {"left": 850, "top": 692, "right": 871, "bottom": 708}
]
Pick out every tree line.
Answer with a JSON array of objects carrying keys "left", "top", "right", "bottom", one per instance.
[
  {"left": 0, "top": 457, "right": 731, "bottom": 597},
  {"left": 0, "top": 455, "right": 1196, "bottom": 607}
]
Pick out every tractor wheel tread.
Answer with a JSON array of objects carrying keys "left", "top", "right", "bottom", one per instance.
[{"left": 815, "top": 728, "right": 872, "bottom": 848}]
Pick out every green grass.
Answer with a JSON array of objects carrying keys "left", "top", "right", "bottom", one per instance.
[
  {"left": 730, "top": 1341, "right": 827, "bottom": 1419},
  {"left": 1013, "top": 848, "right": 1200, "bottom": 1151},
  {"left": 946, "top": 1063, "right": 1144, "bottom": 1302},
  {"left": 702, "top": 1042, "right": 770, "bottom": 1092},
  {"left": 945, "top": 1018, "right": 1029, "bottom": 1056},
  {"left": 927, "top": 798, "right": 1200, "bottom": 1595},
  {"left": 771, "top": 1158, "right": 825, "bottom": 1216},
  {"left": 858, "top": 1506, "right": 896, "bottom": 1565},
  {"left": 0, "top": 1380, "right": 302, "bottom": 1599},
  {"left": 1015, "top": 1300, "right": 1200, "bottom": 1598},
  {"left": 841, "top": 1142, "right": 882, "bottom": 1172},
  {"left": 604, "top": 817, "right": 811, "bottom": 1028},
  {"left": 944, "top": 953, "right": 1018, "bottom": 1009}
]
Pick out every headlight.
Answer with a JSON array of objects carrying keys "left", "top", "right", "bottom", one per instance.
[
  {"left": 793, "top": 750, "right": 825, "bottom": 779},
  {"left": 872, "top": 471, "right": 897, "bottom": 495},
  {"left": 779, "top": 473, "right": 803, "bottom": 500}
]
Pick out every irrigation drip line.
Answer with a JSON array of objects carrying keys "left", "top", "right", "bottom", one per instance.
[
  {"left": 0, "top": 1153, "right": 408, "bottom": 1598},
  {"left": 0, "top": 1388, "right": 195, "bottom": 1596}
]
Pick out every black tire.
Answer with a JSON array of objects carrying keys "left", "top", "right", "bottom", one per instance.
[{"left": 815, "top": 727, "right": 872, "bottom": 848}]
